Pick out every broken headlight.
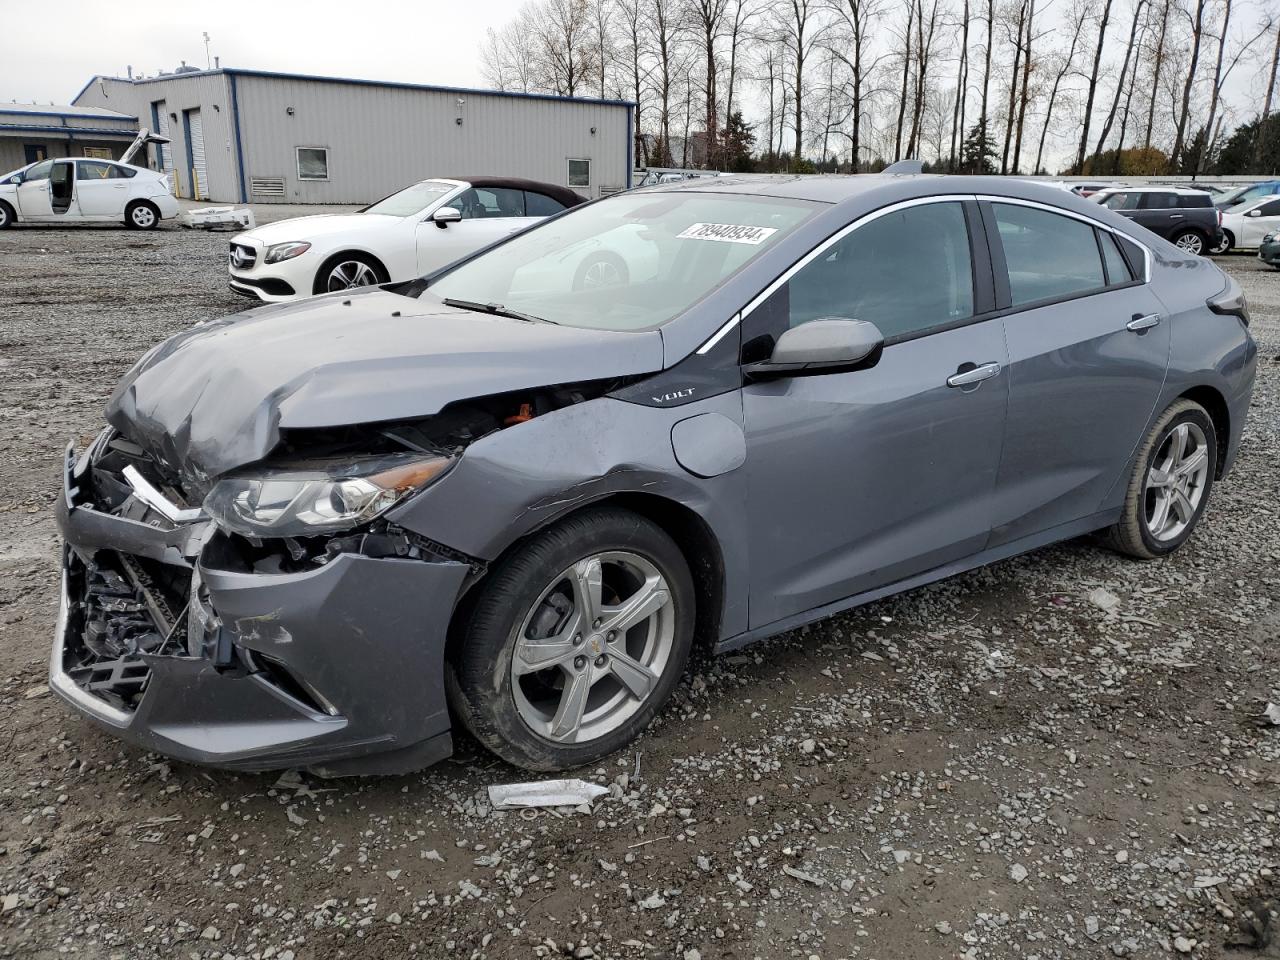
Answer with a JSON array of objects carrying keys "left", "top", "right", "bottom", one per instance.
[{"left": 202, "top": 453, "right": 453, "bottom": 539}]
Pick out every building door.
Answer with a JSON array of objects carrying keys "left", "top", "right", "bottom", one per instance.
[
  {"left": 150, "top": 101, "right": 171, "bottom": 172},
  {"left": 183, "top": 108, "right": 207, "bottom": 200},
  {"left": 24, "top": 144, "right": 47, "bottom": 164}
]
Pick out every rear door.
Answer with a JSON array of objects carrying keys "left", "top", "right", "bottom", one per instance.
[
  {"left": 1136, "top": 191, "right": 1182, "bottom": 239},
  {"left": 984, "top": 200, "right": 1170, "bottom": 546},
  {"left": 74, "top": 160, "right": 129, "bottom": 217},
  {"left": 742, "top": 198, "right": 1011, "bottom": 629}
]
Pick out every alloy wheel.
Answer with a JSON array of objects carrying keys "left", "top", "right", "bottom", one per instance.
[
  {"left": 511, "top": 551, "right": 676, "bottom": 744},
  {"left": 1174, "top": 232, "right": 1204, "bottom": 255},
  {"left": 131, "top": 205, "right": 156, "bottom": 228},
  {"left": 326, "top": 260, "right": 379, "bottom": 291},
  {"left": 1144, "top": 421, "right": 1210, "bottom": 542}
]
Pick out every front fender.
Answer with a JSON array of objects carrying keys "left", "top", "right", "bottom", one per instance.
[{"left": 388, "top": 392, "right": 750, "bottom": 640}]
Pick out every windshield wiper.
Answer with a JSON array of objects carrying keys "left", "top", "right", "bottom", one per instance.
[{"left": 442, "top": 297, "right": 556, "bottom": 325}]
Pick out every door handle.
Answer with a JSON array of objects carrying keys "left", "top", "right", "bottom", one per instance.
[
  {"left": 1169, "top": 214, "right": 1184, "bottom": 219},
  {"left": 1126, "top": 313, "right": 1161, "bottom": 332},
  {"left": 947, "top": 361, "right": 1001, "bottom": 388}
]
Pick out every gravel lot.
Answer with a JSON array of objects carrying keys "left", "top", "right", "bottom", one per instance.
[{"left": 0, "top": 219, "right": 1277, "bottom": 960}]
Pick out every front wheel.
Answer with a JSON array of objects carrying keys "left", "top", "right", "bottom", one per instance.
[
  {"left": 125, "top": 200, "right": 159, "bottom": 230},
  {"left": 313, "top": 252, "right": 387, "bottom": 295},
  {"left": 1171, "top": 229, "right": 1206, "bottom": 255},
  {"left": 1106, "top": 399, "right": 1216, "bottom": 559},
  {"left": 449, "top": 508, "right": 695, "bottom": 771},
  {"left": 0, "top": 200, "right": 14, "bottom": 229}
]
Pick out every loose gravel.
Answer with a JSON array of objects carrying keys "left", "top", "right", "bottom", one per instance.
[{"left": 0, "top": 222, "right": 1277, "bottom": 960}]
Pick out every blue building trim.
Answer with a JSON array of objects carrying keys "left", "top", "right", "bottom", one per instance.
[
  {"left": 182, "top": 109, "right": 195, "bottom": 199},
  {"left": 0, "top": 107, "right": 137, "bottom": 123},
  {"left": 149, "top": 102, "right": 165, "bottom": 169},
  {"left": 229, "top": 74, "right": 248, "bottom": 203},
  {"left": 0, "top": 123, "right": 138, "bottom": 137},
  {"left": 73, "top": 69, "right": 635, "bottom": 110},
  {"left": 626, "top": 105, "right": 634, "bottom": 189}
]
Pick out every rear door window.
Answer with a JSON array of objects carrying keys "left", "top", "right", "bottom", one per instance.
[
  {"left": 1139, "top": 192, "right": 1179, "bottom": 210},
  {"left": 992, "top": 203, "right": 1105, "bottom": 306},
  {"left": 1100, "top": 232, "right": 1135, "bottom": 285},
  {"left": 1103, "top": 193, "right": 1141, "bottom": 210}
]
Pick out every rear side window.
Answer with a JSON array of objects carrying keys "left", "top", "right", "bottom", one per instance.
[
  {"left": 78, "top": 161, "right": 132, "bottom": 180},
  {"left": 525, "top": 191, "right": 566, "bottom": 217},
  {"left": 1100, "top": 232, "right": 1134, "bottom": 284},
  {"left": 1182, "top": 194, "right": 1211, "bottom": 207},
  {"left": 1103, "top": 193, "right": 1141, "bottom": 210},
  {"left": 1140, "top": 192, "right": 1180, "bottom": 209},
  {"left": 993, "top": 203, "right": 1105, "bottom": 306},
  {"left": 455, "top": 187, "right": 526, "bottom": 218},
  {"left": 1256, "top": 199, "right": 1280, "bottom": 217},
  {"left": 784, "top": 200, "right": 974, "bottom": 341}
]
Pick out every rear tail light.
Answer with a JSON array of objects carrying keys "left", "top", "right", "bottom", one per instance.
[{"left": 1207, "top": 276, "right": 1249, "bottom": 326}]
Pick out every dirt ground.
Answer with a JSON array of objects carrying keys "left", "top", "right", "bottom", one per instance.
[{"left": 0, "top": 219, "right": 1277, "bottom": 960}]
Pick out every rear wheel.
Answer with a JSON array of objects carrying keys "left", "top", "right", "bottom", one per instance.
[
  {"left": 1208, "top": 231, "right": 1233, "bottom": 255},
  {"left": 125, "top": 200, "right": 159, "bottom": 230},
  {"left": 1106, "top": 399, "right": 1216, "bottom": 559},
  {"left": 313, "top": 252, "right": 387, "bottom": 295},
  {"left": 449, "top": 508, "right": 695, "bottom": 771},
  {"left": 1171, "top": 229, "right": 1206, "bottom": 255}
]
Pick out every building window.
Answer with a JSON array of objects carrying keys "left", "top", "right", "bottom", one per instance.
[
  {"left": 296, "top": 147, "right": 329, "bottom": 181},
  {"left": 83, "top": 146, "right": 112, "bottom": 159},
  {"left": 567, "top": 158, "right": 591, "bottom": 188}
]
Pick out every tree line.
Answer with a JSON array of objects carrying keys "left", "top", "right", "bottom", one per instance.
[{"left": 480, "top": 0, "right": 1280, "bottom": 176}]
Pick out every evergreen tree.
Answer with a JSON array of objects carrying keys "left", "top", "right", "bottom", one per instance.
[
  {"left": 960, "top": 117, "right": 997, "bottom": 174},
  {"left": 719, "top": 111, "right": 757, "bottom": 172}
]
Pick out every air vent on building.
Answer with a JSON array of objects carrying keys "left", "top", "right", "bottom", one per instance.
[
  {"left": 249, "top": 176, "right": 286, "bottom": 198},
  {"left": 599, "top": 185, "right": 624, "bottom": 196}
]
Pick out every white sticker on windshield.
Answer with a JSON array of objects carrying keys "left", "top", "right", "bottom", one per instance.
[{"left": 677, "top": 222, "right": 779, "bottom": 245}]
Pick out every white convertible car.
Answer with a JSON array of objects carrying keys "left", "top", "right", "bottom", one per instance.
[
  {"left": 0, "top": 158, "right": 179, "bottom": 229},
  {"left": 227, "top": 177, "right": 585, "bottom": 302}
]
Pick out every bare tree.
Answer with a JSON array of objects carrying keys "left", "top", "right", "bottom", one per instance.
[
  {"left": 1091, "top": 0, "right": 1147, "bottom": 166},
  {"left": 649, "top": 0, "right": 684, "bottom": 164},
  {"left": 1257, "top": 19, "right": 1280, "bottom": 167},
  {"left": 907, "top": 0, "right": 941, "bottom": 159},
  {"left": 892, "top": 1, "right": 916, "bottom": 159},
  {"left": 689, "top": 0, "right": 732, "bottom": 167},
  {"left": 481, "top": 18, "right": 540, "bottom": 92},
  {"left": 724, "top": 0, "right": 761, "bottom": 128},
  {"left": 825, "top": 0, "right": 885, "bottom": 170},
  {"left": 979, "top": 0, "right": 995, "bottom": 125},
  {"left": 591, "top": 0, "right": 617, "bottom": 99},
  {"left": 774, "top": 0, "right": 825, "bottom": 165},
  {"left": 948, "top": 0, "right": 971, "bottom": 169},
  {"left": 1000, "top": 0, "right": 1028, "bottom": 174},
  {"left": 1033, "top": 3, "right": 1086, "bottom": 174},
  {"left": 1170, "top": 0, "right": 1208, "bottom": 170},
  {"left": 617, "top": 0, "right": 653, "bottom": 164},
  {"left": 531, "top": 0, "right": 601, "bottom": 97},
  {"left": 1200, "top": 5, "right": 1274, "bottom": 170},
  {"left": 1143, "top": 0, "right": 1170, "bottom": 149},
  {"left": 1075, "top": 0, "right": 1114, "bottom": 171},
  {"left": 1010, "top": 0, "right": 1038, "bottom": 174}
]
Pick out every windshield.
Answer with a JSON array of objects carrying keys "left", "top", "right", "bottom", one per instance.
[
  {"left": 427, "top": 192, "right": 816, "bottom": 330},
  {"left": 362, "top": 180, "right": 457, "bottom": 217}
]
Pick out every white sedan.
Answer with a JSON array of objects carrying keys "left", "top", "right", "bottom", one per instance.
[
  {"left": 227, "top": 177, "right": 584, "bottom": 302},
  {"left": 1211, "top": 195, "right": 1280, "bottom": 254},
  {"left": 0, "top": 158, "right": 179, "bottom": 229}
]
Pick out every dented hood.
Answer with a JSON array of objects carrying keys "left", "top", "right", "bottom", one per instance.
[{"left": 106, "top": 288, "right": 665, "bottom": 485}]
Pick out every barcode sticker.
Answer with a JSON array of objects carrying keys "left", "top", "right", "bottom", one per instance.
[{"left": 676, "top": 222, "right": 779, "bottom": 245}]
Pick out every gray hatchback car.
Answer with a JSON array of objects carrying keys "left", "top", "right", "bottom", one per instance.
[{"left": 53, "top": 175, "right": 1256, "bottom": 775}]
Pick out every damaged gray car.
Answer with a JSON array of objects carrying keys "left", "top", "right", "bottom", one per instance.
[{"left": 53, "top": 175, "right": 1257, "bottom": 775}]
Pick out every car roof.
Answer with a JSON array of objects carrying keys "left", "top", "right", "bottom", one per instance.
[
  {"left": 1096, "top": 185, "right": 1212, "bottom": 195},
  {"left": 450, "top": 176, "right": 587, "bottom": 208}
]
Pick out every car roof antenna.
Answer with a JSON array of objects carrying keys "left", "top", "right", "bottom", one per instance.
[{"left": 882, "top": 159, "right": 925, "bottom": 175}]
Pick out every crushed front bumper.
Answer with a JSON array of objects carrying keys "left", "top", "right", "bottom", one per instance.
[{"left": 51, "top": 432, "right": 470, "bottom": 775}]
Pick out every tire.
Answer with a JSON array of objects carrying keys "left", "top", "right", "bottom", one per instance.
[
  {"left": 313, "top": 251, "right": 387, "bottom": 295},
  {"left": 1105, "top": 399, "right": 1217, "bottom": 559},
  {"left": 572, "top": 252, "right": 630, "bottom": 291},
  {"left": 0, "top": 200, "right": 14, "bottom": 229},
  {"left": 1170, "top": 229, "right": 1207, "bottom": 256},
  {"left": 449, "top": 507, "right": 696, "bottom": 771},
  {"left": 1208, "top": 231, "right": 1233, "bottom": 255},
  {"left": 125, "top": 200, "right": 159, "bottom": 230}
]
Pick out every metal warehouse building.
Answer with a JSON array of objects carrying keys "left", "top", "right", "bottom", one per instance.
[
  {"left": 71, "top": 68, "right": 634, "bottom": 204},
  {"left": 0, "top": 102, "right": 140, "bottom": 173}
]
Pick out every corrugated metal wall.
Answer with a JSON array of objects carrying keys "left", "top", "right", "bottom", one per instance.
[
  {"left": 73, "top": 71, "right": 631, "bottom": 204},
  {"left": 74, "top": 74, "right": 238, "bottom": 201}
]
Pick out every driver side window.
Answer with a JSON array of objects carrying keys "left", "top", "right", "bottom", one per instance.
[
  {"left": 451, "top": 187, "right": 526, "bottom": 219},
  {"left": 23, "top": 159, "right": 54, "bottom": 182},
  {"left": 780, "top": 201, "right": 975, "bottom": 342}
]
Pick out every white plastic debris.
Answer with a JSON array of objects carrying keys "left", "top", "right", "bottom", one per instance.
[
  {"left": 487, "top": 778, "right": 609, "bottom": 810},
  {"left": 1087, "top": 587, "right": 1122, "bottom": 612},
  {"left": 180, "top": 206, "right": 256, "bottom": 230},
  {"left": 1258, "top": 702, "right": 1280, "bottom": 727}
]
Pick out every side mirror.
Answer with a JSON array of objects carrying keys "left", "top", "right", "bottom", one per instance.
[
  {"left": 1247, "top": 209, "right": 1262, "bottom": 217},
  {"left": 432, "top": 206, "right": 461, "bottom": 228},
  {"left": 744, "top": 319, "right": 884, "bottom": 380},
  {"left": 9, "top": 173, "right": 22, "bottom": 185}
]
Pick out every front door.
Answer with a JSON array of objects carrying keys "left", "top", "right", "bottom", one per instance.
[
  {"left": 742, "top": 198, "right": 1010, "bottom": 629},
  {"left": 417, "top": 186, "right": 537, "bottom": 274},
  {"left": 1239, "top": 198, "right": 1280, "bottom": 247},
  {"left": 984, "top": 200, "right": 1171, "bottom": 545},
  {"left": 15, "top": 159, "right": 55, "bottom": 218}
]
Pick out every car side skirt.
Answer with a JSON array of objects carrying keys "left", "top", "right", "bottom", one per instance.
[{"left": 715, "top": 507, "right": 1120, "bottom": 654}]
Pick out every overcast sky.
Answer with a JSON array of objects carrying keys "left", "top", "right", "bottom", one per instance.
[{"left": 1, "top": 0, "right": 504, "bottom": 104}]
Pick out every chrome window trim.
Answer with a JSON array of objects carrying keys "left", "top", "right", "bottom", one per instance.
[
  {"left": 696, "top": 313, "right": 741, "bottom": 355},
  {"left": 978, "top": 194, "right": 1153, "bottom": 283},
  {"left": 737, "top": 193, "right": 1152, "bottom": 326}
]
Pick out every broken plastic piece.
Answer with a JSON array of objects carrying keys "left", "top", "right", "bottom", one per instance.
[
  {"left": 1257, "top": 702, "right": 1280, "bottom": 727},
  {"left": 487, "top": 778, "right": 609, "bottom": 810}
]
